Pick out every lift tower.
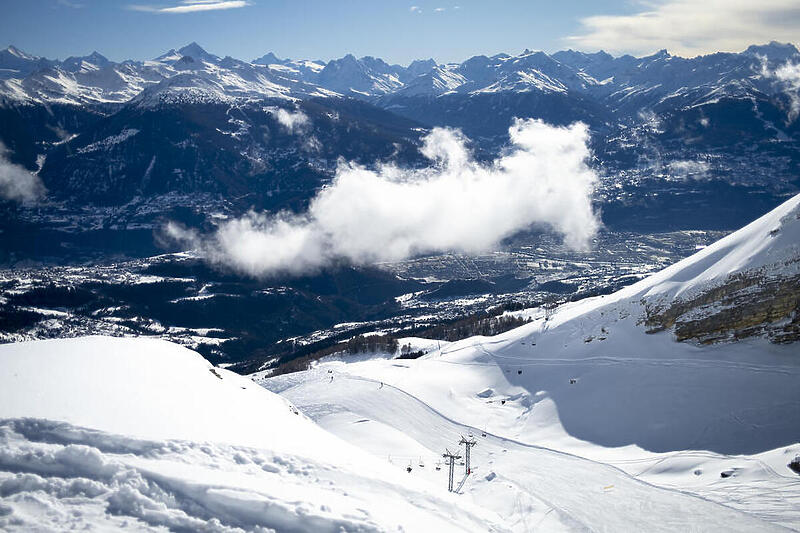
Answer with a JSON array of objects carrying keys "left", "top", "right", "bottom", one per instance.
[
  {"left": 459, "top": 435, "right": 477, "bottom": 474},
  {"left": 442, "top": 449, "right": 462, "bottom": 492}
]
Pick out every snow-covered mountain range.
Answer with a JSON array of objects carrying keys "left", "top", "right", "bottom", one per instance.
[
  {"left": 0, "top": 42, "right": 334, "bottom": 106},
  {"left": 2, "top": 41, "right": 798, "bottom": 111}
]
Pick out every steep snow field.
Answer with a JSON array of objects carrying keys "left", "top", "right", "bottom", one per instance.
[
  {"left": 262, "top": 195, "right": 800, "bottom": 531},
  {"left": 0, "top": 336, "right": 503, "bottom": 532}
]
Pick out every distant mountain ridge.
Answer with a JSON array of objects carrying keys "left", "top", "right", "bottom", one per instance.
[{"left": 1, "top": 41, "right": 798, "bottom": 109}]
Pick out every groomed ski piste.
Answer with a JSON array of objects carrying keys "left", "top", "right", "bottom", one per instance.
[
  {"left": 0, "top": 194, "right": 798, "bottom": 531},
  {"left": 262, "top": 193, "right": 800, "bottom": 531}
]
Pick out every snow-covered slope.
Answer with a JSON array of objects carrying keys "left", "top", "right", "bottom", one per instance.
[
  {"left": 0, "top": 45, "right": 56, "bottom": 80},
  {"left": 505, "top": 191, "right": 800, "bottom": 346},
  {"left": 262, "top": 195, "right": 800, "bottom": 530},
  {"left": 316, "top": 54, "right": 408, "bottom": 96},
  {"left": 0, "top": 336, "right": 503, "bottom": 532},
  {"left": 395, "top": 65, "right": 468, "bottom": 97}
]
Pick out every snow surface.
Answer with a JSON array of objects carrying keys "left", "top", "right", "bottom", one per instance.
[
  {"left": 0, "top": 336, "right": 504, "bottom": 532},
  {"left": 261, "top": 194, "right": 800, "bottom": 531},
  {"left": 268, "top": 368, "right": 797, "bottom": 531}
]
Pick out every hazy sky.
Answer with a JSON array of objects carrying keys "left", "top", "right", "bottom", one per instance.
[{"left": 2, "top": 0, "right": 799, "bottom": 65}]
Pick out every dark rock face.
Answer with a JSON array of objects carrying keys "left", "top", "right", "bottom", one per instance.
[
  {"left": 379, "top": 90, "right": 613, "bottom": 141},
  {"left": 0, "top": 101, "right": 110, "bottom": 169},
  {"left": 644, "top": 264, "right": 800, "bottom": 344},
  {"left": 37, "top": 98, "right": 425, "bottom": 207}
]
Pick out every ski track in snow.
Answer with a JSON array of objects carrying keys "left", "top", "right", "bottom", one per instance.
[{"left": 267, "top": 369, "right": 797, "bottom": 532}]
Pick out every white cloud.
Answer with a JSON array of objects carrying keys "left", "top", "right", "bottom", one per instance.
[
  {"left": 0, "top": 142, "right": 46, "bottom": 203},
  {"left": 167, "top": 119, "right": 600, "bottom": 278},
  {"left": 771, "top": 62, "right": 800, "bottom": 122},
  {"left": 434, "top": 7, "right": 445, "bottom": 13},
  {"left": 568, "top": 0, "right": 800, "bottom": 57},
  {"left": 129, "top": 1, "right": 250, "bottom": 14},
  {"left": 268, "top": 108, "right": 310, "bottom": 135},
  {"left": 409, "top": 6, "right": 422, "bottom": 13},
  {"left": 267, "top": 107, "right": 318, "bottom": 150}
]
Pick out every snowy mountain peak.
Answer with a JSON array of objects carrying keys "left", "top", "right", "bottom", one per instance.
[
  {"left": 3, "top": 41, "right": 800, "bottom": 111},
  {"left": 744, "top": 41, "right": 800, "bottom": 62},
  {"left": 151, "top": 43, "right": 218, "bottom": 66},
  {"left": 153, "top": 47, "right": 179, "bottom": 62},
  {"left": 0, "top": 45, "right": 55, "bottom": 80},
  {"left": 61, "top": 51, "right": 111, "bottom": 72},
  {"left": 318, "top": 53, "right": 405, "bottom": 95},
  {"left": 3, "top": 45, "right": 37, "bottom": 60},
  {"left": 177, "top": 41, "right": 218, "bottom": 62},
  {"left": 253, "top": 51, "right": 282, "bottom": 65},
  {"left": 517, "top": 49, "right": 548, "bottom": 60},
  {"left": 648, "top": 49, "right": 671, "bottom": 60},
  {"left": 360, "top": 55, "right": 399, "bottom": 73},
  {"left": 338, "top": 53, "right": 359, "bottom": 64},
  {"left": 407, "top": 57, "right": 436, "bottom": 70},
  {"left": 553, "top": 49, "right": 614, "bottom": 63},
  {"left": 86, "top": 51, "right": 108, "bottom": 63}
]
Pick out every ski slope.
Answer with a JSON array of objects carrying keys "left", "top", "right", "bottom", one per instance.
[
  {"left": 0, "top": 336, "right": 504, "bottom": 532},
  {"left": 262, "top": 194, "right": 800, "bottom": 531},
  {"left": 269, "top": 367, "right": 795, "bottom": 531}
]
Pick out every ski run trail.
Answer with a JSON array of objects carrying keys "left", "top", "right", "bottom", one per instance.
[{"left": 264, "top": 192, "right": 800, "bottom": 531}]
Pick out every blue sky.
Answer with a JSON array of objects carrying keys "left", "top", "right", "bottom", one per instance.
[{"left": 2, "top": 0, "right": 799, "bottom": 65}]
